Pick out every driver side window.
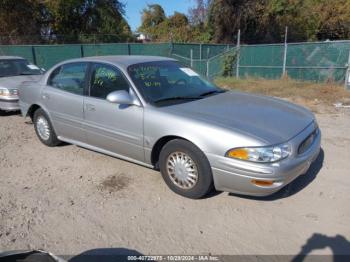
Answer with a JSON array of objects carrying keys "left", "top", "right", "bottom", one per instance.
[{"left": 89, "top": 63, "right": 130, "bottom": 99}]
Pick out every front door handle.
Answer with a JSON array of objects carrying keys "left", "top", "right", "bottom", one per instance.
[
  {"left": 85, "top": 104, "right": 96, "bottom": 111},
  {"left": 42, "top": 93, "right": 50, "bottom": 100}
]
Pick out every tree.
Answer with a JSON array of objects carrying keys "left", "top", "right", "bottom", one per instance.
[
  {"left": 44, "top": 0, "right": 84, "bottom": 38},
  {"left": 44, "top": 0, "right": 132, "bottom": 43},
  {"left": 206, "top": 0, "right": 350, "bottom": 44},
  {"left": 0, "top": 0, "right": 45, "bottom": 44},
  {"left": 138, "top": 5, "right": 194, "bottom": 42},
  {"left": 312, "top": 0, "right": 350, "bottom": 40},
  {"left": 139, "top": 4, "right": 166, "bottom": 30},
  {"left": 207, "top": 0, "right": 266, "bottom": 43},
  {"left": 261, "top": 0, "right": 350, "bottom": 42},
  {"left": 188, "top": 0, "right": 212, "bottom": 25},
  {"left": 168, "top": 12, "right": 194, "bottom": 42},
  {"left": 169, "top": 12, "right": 189, "bottom": 27},
  {"left": 188, "top": 0, "right": 212, "bottom": 42},
  {"left": 81, "top": 0, "right": 132, "bottom": 42},
  {"left": 263, "top": 0, "right": 318, "bottom": 42}
]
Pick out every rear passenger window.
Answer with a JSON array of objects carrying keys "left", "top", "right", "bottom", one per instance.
[
  {"left": 48, "top": 63, "right": 87, "bottom": 95},
  {"left": 89, "top": 63, "right": 130, "bottom": 99}
]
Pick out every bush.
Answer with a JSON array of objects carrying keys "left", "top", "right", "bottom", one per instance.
[{"left": 222, "top": 53, "right": 236, "bottom": 77}]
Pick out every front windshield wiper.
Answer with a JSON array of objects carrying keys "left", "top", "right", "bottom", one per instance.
[
  {"left": 199, "top": 90, "right": 226, "bottom": 97},
  {"left": 154, "top": 90, "right": 225, "bottom": 104},
  {"left": 19, "top": 72, "right": 39, "bottom": 75},
  {"left": 154, "top": 96, "right": 203, "bottom": 103}
]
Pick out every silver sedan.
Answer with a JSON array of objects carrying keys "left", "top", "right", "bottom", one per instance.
[
  {"left": 0, "top": 56, "right": 43, "bottom": 112},
  {"left": 19, "top": 56, "right": 321, "bottom": 199}
]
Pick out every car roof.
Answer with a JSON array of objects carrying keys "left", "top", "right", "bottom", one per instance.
[
  {"left": 60, "top": 55, "right": 177, "bottom": 69},
  {"left": 0, "top": 56, "right": 25, "bottom": 60}
]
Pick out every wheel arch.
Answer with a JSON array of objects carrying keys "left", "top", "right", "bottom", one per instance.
[
  {"left": 27, "top": 104, "right": 42, "bottom": 120},
  {"left": 27, "top": 104, "right": 53, "bottom": 127},
  {"left": 151, "top": 135, "right": 198, "bottom": 169}
]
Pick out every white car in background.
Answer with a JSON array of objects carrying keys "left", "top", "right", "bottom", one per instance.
[{"left": 0, "top": 56, "right": 44, "bottom": 112}]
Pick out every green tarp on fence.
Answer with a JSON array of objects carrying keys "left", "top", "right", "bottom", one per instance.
[
  {"left": 34, "top": 45, "right": 82, "bottom": 69},
  {"left": 286, "top": 41, "right": 350, "bottom": 82},
  {"left": 0, "top": 45, "right": 34, "bottom": 63},
  {"left": 83, "top": 43, "right": 128, "bottom": 57},
  {"left": 1, "top": 41, "right": 349, "bottom": 83}
]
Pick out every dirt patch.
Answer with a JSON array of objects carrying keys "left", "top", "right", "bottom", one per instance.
[
  {"left": 214, "top": 77, "right": 350, "bottom": 112},
  {"left": 0, "top": 104, "right": 349, "bottom": 256},
  {"left": 99, "top": 173, "right": 131, "bottom": 193}
]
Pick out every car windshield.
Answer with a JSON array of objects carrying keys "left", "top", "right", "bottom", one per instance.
[
  {"left": 128, "top": 61, "right": 224, "bottom": 106},
  {"left": 0, "top": 59, "right": 42, "bottom": 77}
]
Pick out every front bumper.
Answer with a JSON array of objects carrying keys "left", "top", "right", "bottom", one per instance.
[
  {"left": 0, "top": 98, "right": 20, "bottom": 111},
  {"left": 208, "top": 123, "right": 321, "bottom": 196}
]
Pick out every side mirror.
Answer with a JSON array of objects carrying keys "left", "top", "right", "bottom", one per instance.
[{"left": 106, "top": 90, "right": 135, "bottom": 105}]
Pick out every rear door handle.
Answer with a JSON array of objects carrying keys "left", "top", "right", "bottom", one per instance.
[{"left": 85, "top": 104, "right": 96, "bottom": 111}]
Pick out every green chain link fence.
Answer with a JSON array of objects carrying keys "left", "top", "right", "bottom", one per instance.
[
  {"left": 1, "top": 41, "right": 349, "bottom": 84},
  {"left": 237, "top": 41, "right": 350, "bottom": 82},
  {"left": 285, "top": 41, "right": 350, "bottom": 82},
  {"left": 239, "top": 44, "right": 284, "bottom": 79}
]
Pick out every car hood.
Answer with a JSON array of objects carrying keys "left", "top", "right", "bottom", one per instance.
[
  {"left": 163, "top": 91, "right": 315, "bottom": 145},
  {"left": 0, "top": 75, "right": 42, "bottom": 89}
]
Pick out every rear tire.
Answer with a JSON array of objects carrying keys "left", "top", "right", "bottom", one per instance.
[
  {"left": 33, "top": 108, "right": 60, "bottom": 147},
  {"left": 159, "top": 139, "right": 214, "bottom": 199}
]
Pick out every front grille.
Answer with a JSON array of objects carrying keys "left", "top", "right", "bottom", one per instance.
[{"left": 298, "top": 128, "right": 318, "bottom": 154}]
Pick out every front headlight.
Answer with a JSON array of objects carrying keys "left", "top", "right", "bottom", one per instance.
[
  {"left": 0, "top": 88, "right": 10, "bottom": 97},
  {"left": 226, "top": 143, "right": 291, "bottom": 163},
  {"left": 0, "top": 88, "right": 18, "bottom": 97}
]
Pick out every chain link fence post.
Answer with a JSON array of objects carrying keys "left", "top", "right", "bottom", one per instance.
[
  {"left": 206, "top": 47, "right": 211, "bottom": 78},
  {"left": 31, "top": 46, "right": 37, "bottom": 65},
  {"left": 169, "top": 41, "right": 174, "bottom": 56},
  {"left": 127, "top": 43, "right": 131, "bottom": 55},
  {"left": 345, "top": 48, "right": 350, "bottom": 89},
  {"left": 236, "top": 29, "right": 241, "bottom": 78},
  {"left": 206, "top": 59, "right": 210, "bottom": 79},
  {"left": 190, "top": 49, "right": 193, "bottom": 68},
  {"left": 282, "top": 26, "right": 288, "bottom": 77}
]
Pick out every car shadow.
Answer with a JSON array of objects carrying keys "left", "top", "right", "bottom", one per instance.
[
  {"left": 68, "top": 248, "right": 144, "bottom": 262},
  {"left": 0, "top": 110, "right": 20, "bottom": 117},
  {"left": 202, "top": 188, "right": 224, "bottom": 199},
  {"left": 292, "top": 233, "right": 350, "bottom": 262},
  {"left": 228, "top": 148, "right": 324, "bottom": 201},
  {"left": 56, "top": 141, "right": 70, "bottom": 147},
  {"left": 0, "top": 248, "right": 144, "bottom": 262}
]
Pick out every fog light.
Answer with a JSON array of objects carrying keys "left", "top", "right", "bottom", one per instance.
[{"left": 251, "top": 179, "right": 274, "bottom": 187}]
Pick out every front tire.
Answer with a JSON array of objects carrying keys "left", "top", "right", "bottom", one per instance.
[
  {"left": 33, "top": 108, "right": 60, "bottom": 147},
  {"left": 159, "top": 139, "right": 214, "bottom": 199}
]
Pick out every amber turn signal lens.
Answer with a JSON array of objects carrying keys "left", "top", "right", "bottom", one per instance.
[
  {"left": 251, "top": 179, "right": 274, "bottom": 187},
  {"left": 227, "top": 148, "right": 248, "bottom": 160}
]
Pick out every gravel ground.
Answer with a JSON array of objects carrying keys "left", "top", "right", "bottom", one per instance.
[{"left": 0, "top": 107, "right": 350, "bottom": 258}]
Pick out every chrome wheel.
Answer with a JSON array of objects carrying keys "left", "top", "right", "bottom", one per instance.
[
  {"left": 36, "top": 116, "right": 50, "bottom": 141},
  {"left": 166, "top": 151, "right": 198, "bottom": 189}
]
